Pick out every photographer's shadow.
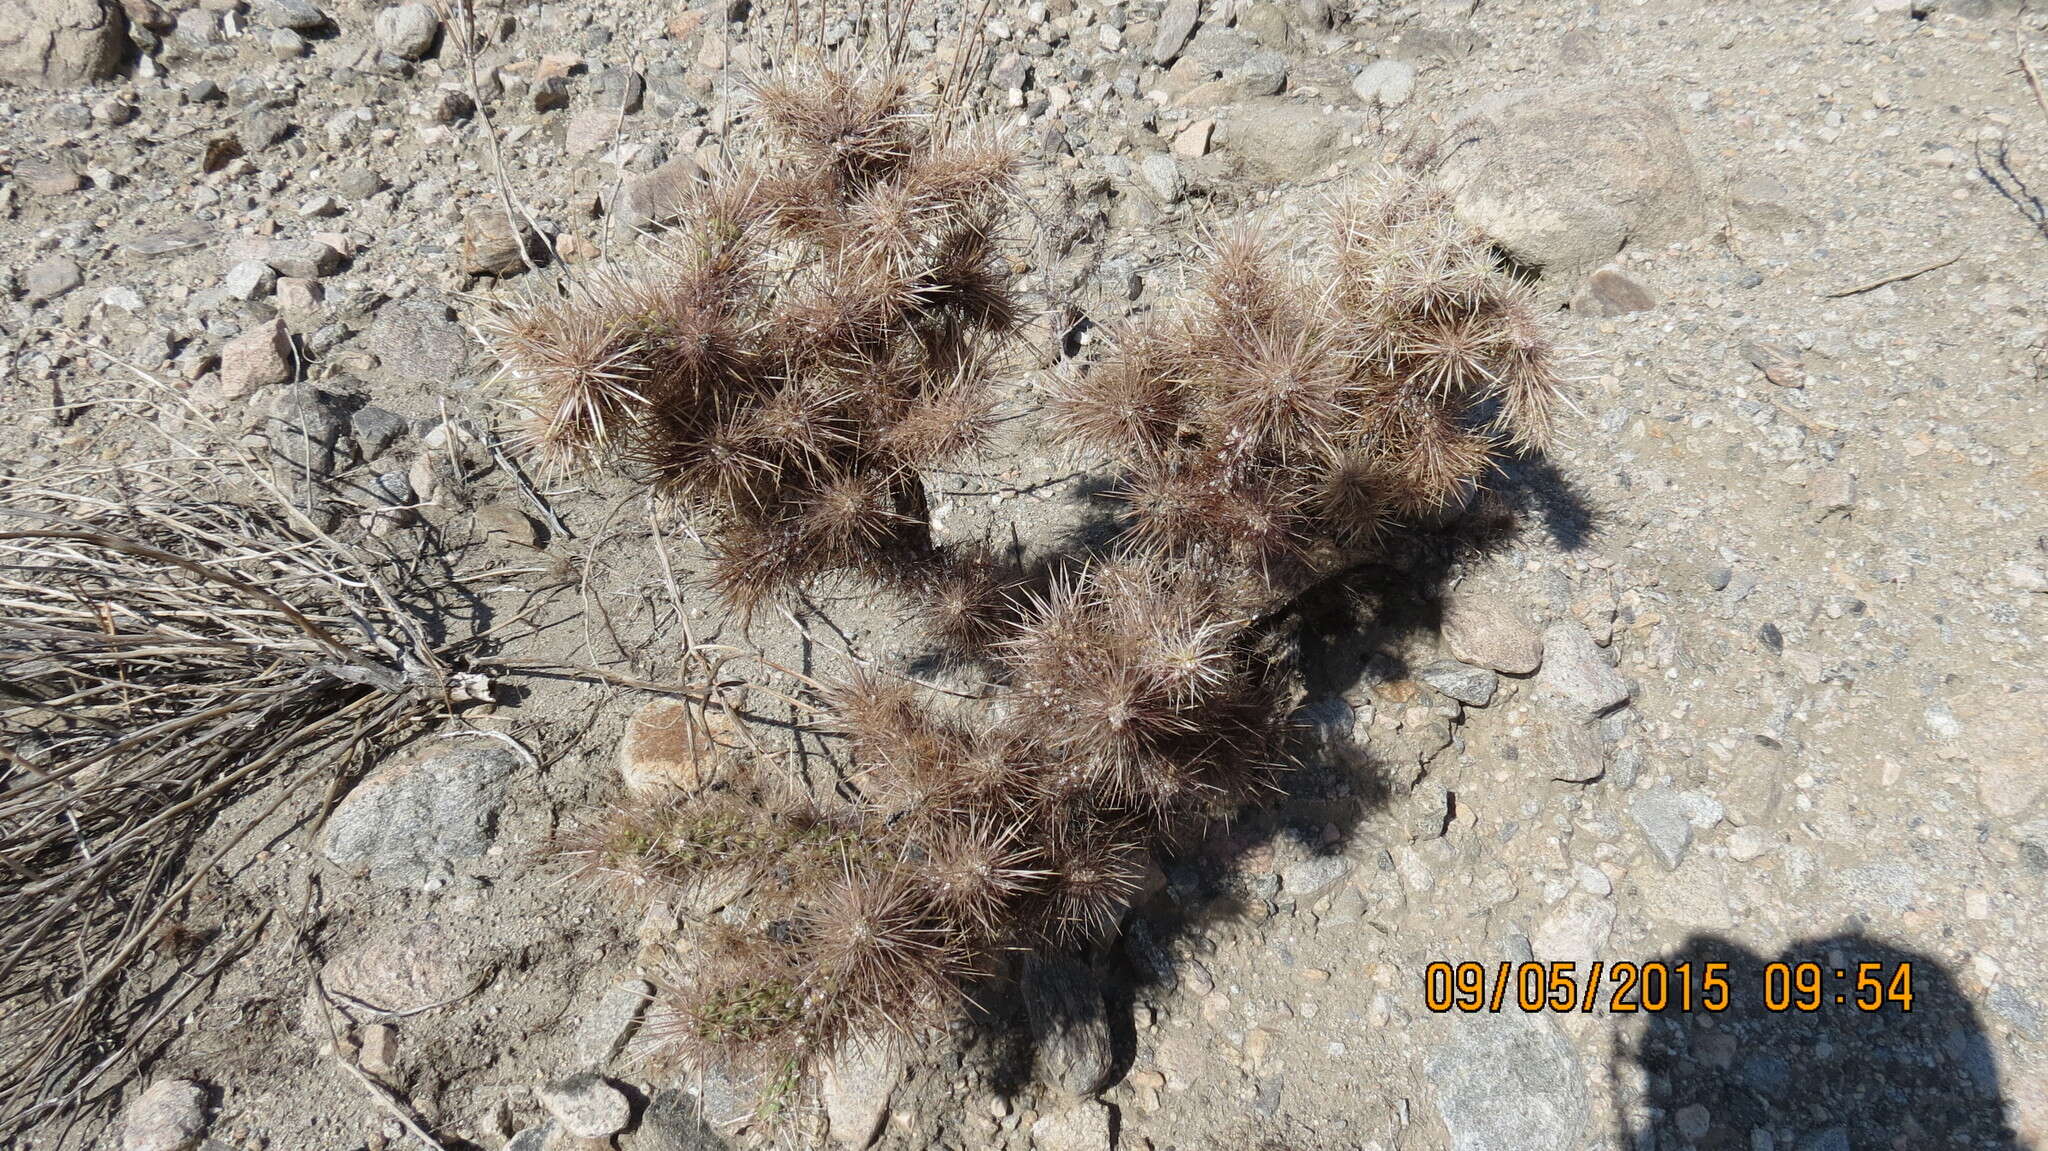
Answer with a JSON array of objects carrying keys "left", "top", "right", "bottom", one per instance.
[{"left": 1615, "top": 934, "right": 2020, "bottom": 1150}]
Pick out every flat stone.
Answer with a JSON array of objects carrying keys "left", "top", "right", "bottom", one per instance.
[
  {"left": 1352, "top": 58, "right": 1416, "bottom": 107},
  {"left": 821, "top": 1042, "right": 901, "bottom": 1150},
  {"left": 364, "top": 297, "right": 471, "bottom": 384},
  {"left": 1440, "top": 588, "right": 1542, "bottom": 674},
  {"left": 572, "top": 980, "right": 651, "bottom": 1067},
  {"left": 1628, "top": 787, "right": 1694, "bottom": 871},
  {"left": 321, "top": 744, "right": 519, "bottom": 883},
  {"left": 1171, "top": 118, "right": 1214, "bottom": 159},
  {"left": 324, "top": 919, "right": 491, "bottom": 1014},
  {"left": 1280, "top": 853, "right": 1353, "bottom": 900},
  {"left": 24, "top": 257, "right": 83, "bottom": 301},
  {"left": 256, "top": 237, "right": 345, "bottom": 279},
  {"left": 261, "top": 0, "right": 330, "bottom": 30},
  {"left": 1220, "top": 104, "right": 1344, "bottom": 180},
  {"left": 1535, "top": 622, "right": 1630, "bottom": 719},
  {"left": 222, "top": 259, "right": 278, "bottom": 301},
  {"left": 611, "top": 155, "right": 709, "bottom": 231},
  {"left": 1427, "top": 1012, "right": 1587, "bottom": 1151},
  {"left": 539, "top": 1072, "right": 632, "bottom": 1138},
  {"left": 220, "top": 318, "right": 294, "bottom": 401},
  {"left": 1418, "top": 659, "right": 1497, "bottom": 707},
  {"left": 1570, "top": 266, "right": 1657, "bottom": 316},
  {"left": 1151, "top": 0, "right": 1199, "bottom": 63},
  {"left": 120, "top": 1078, "right": 209, "bottom": 1151}
]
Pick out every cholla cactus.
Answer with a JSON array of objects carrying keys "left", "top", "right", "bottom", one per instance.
[
  {"left": 538, "top": 94, "right": 1565, "bottom": 1116},
  {"left": 558, "top": 559, "right": 1291, "bottom": 1084},
  {"left": 480, "top": 70, "right": 1021, "bottom": 617},
  {"left": 1048, "top": 174, "right": 1564, "bottom": 612}
]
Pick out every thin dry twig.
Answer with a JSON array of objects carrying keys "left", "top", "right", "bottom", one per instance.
[{"left": 1823, "top": 252, "right": 1962, "bottom": 298}]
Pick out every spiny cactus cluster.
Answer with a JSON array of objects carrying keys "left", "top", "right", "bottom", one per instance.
[
  {"left": 1049, "top": 177, "right": 1563, "bottom": 613},
  {"left": 565, "top": 560, "right": 1290, "bottom": 1086},
  {"left": 530, "top": 73, "right": 1564, "bottom": 1113},
  {"left": 481, "top": 70, "right": 1020, "bottom": 617}
]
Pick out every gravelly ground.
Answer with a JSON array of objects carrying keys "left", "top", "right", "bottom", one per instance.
[{"left": 3, "top": 0, "right": 2046, "bottom": 1148}]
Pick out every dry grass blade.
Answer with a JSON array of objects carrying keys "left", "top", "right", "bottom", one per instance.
[{"left": 0, "top": 463, "right": 450, "bottom": 1136}]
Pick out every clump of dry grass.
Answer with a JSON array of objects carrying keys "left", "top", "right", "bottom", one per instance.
[
  {"left": 1048, "top": 173, "right": 1564, "bottom": 612},
  {"left": 479, "top": 67, "right": 1023, "bottom": 621},
  {"left": 0, "top": 459, "right": 451, "bottom": 1135}
]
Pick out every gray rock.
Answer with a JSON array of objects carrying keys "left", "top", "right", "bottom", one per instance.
[
  {"left": 1280, "top": 853, "right": 1353, "bottom": 900},
  {"left": 1533, "top": 713, "right": 1606, "bottom": 782},
  {"left": 821, "top": 1043, "right": 900, "bottom": 1150},
  {"left": 1022, "top": 955, "right": 1113, "bottom": 1097},
  {"left": 1530, "top": 892, "right": 1613, "bottom": 968},
  {"left": 351, "top": 405, "right": 410, "bottom": 459},
  {"left": 324, "top": 919, "right": 491, "bottom": 1013},
  {"left": 220, "top": 318, "right": 294, "bottom": 402},
  {"left": 119, "top": 1078, "right": 209, "bottom": 1151},
  {"left": 1408, "top": 780, "right": 1450, "bottom": 841},
  {"left": 1351, "top": 59, "right": 1416, "bottom": 107},
  {"left": 620, "top": 1089, "right": 728, "bottom": 1150},
  {"left": 373, "top": 2, "right": 438, "bottom": 59},
  {"left": 539, "top": 1072, "right": 632, "bottom": 1138},
  {"left": 1440, "top": 588, "right": 1543, "bottom": 674},
  {"left": 1437, "top": 85, "right": 1706, "bottom": 297},
  {"left": 1219, "top": 106, "right": 1344, "bottom": 180},
  {"left": 335, "top": 168, "right": 385, "bottom": 200},
  {"left": 1418, "top": 659, "right": 1497, "bottom": 707},
  {"left": 460, "top": 208, "right": 532, "bottom": 276},
  {"left": 24, "top": 257, "right": 83, "bottom": 301},
  {"left": 573, "top": 979, "right": 651, "bottom": 1066},
  {"left": 364, "top": 297, "right": 471, "bottom": 384},
  {"left": 612, "top": 155, "right": 709, "bottom": 231},
  {"left": 1535, "top": 622, "right": 1630, "bottom": 719},
  {"left": 266, "top": 26, "right": 306, "bottom": 57},
  {"left": 222, "top": 259, "right": 278, "bottom": 301},
  {"left": 1234, "top": 49, "right": 1287, "bottom": 97},
  {"left": 1139, "top": 152, "right": 1182, "bottom": 204},
  {"left": 321, "top": 744, "right": 519, "bottom": 882},
  {"left": 1570, "top": 266, "right": 1657, "bottom": 316},
  {"left": 1629, "top": 787, "right": 1694, "bottom": 870},
  {"left": 1030, "top": 1101, "right": 1113, "bottom": 1151},
  {"left": 261, "top": 0, "right": 329, "bottom": 29},
  {"left": 1151, "top": 0, "right": 1199, "bottom": 64},
  {"left": 1, "top": 0, "right": 126, "bottom": 88},
  {"left": 256, "top": 238, "right": 345, "bottom": 279},
  {"left": 1427, "top": 1012, "right": 1586, "bottom": 1151},
  {"left": 265, "top": 385, "right": 350, "bottom": 476}
]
